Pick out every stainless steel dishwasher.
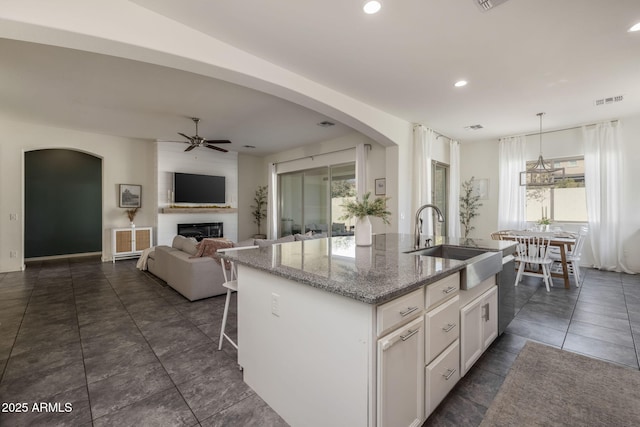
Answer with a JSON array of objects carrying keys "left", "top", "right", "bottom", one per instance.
[{"left": 497, "top": 253, "right": 516, "bottom": 335}]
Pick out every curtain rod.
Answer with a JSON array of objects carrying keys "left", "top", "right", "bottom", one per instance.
[
  {"left": 272, "top": 144, "right": 370, "bottom": 166},
  {"left": 414, "top": 123, "right": 454, "bottom": 141},
  {"left": 523, "top": 119, "right": 619, "bottom": 138}
]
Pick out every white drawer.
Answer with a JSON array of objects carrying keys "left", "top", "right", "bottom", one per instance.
[
  {"left": 425, "top": 272, "right": 460, "bottom": 310},
  {"left": 377, "top": 287, "right": 425, "bottom": 337},
  {"left": 425, "top": 295, "right": 460, "bottom": 364},
  {"left": 425, "top": 339, "right": 460, "bottom": 417}
]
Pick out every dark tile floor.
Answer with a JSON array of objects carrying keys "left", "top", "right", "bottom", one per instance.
[
  {"left": 424, "top": 267, "right": 640, "bottom": 426},
  {"left": 0, "top": 257, "right": 638, "bottom": 426}
]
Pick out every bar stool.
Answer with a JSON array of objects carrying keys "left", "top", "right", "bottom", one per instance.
[{"left": 218, "top": 256, "right": 238, "bottom": 351}]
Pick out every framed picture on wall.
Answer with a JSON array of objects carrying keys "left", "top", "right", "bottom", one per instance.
[
  {"left": 119, "top": 184, "right": 142, "bottom": 208},
  {"left": 375, "top": 178, "right": 386, "bottom": 195}
]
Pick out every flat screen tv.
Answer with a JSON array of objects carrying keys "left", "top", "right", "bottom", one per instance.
[{"left": 174, "top": 172, "right": 226, "bottom": 204}]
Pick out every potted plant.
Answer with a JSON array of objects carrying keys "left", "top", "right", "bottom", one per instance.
[
  {"left": 125, "top": 207, "right": 139, "bottom": 227},
  {"left": 340, "top": 192, "right": 391, "bottom": 246},
  {"left": 538, "top": 216, "right": 552, "bottom": 232},
  {"left": 251, "top": 185, "right": 268, "bottom": 238},
  {"left": 459, "top": 177, "right": 482, "bottom": 238}
]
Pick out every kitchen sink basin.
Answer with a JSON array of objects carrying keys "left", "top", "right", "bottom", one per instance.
[{"left": 407, "top": 245, "right": 502, "bottom": 290}]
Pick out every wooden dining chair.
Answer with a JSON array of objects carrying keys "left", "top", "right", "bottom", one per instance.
[
  {"left": 491, "top": 230, "right": 512, "bottom": 240},
  {"left": 550, "top": 226, "right": 588, "bottom": 286},
  {"left": 514, "top": 236, "right": 554, "bottom": 292}
]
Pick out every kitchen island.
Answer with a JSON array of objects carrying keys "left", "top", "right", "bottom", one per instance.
[{"left": 221, "top": 233, "right": 514, "bottom": 427}]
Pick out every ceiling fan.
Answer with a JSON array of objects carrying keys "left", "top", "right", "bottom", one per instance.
[{"left": 173, "top": 117, "right": 231, "bottom": 152}]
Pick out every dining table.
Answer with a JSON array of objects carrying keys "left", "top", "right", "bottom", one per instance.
[{"left": 502, "top": 230, "right": 577, "bottom": 289}]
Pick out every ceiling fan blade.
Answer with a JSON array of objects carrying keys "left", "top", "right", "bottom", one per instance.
[
  {"left": 178, "top": 132, "right": 193, "bottom": 141},
  {"left": 184, "top": 144, "right": 197, "bottom": 152},
  {"left": 204, "top": 139, "right": 231, "bottom": 144},
  {"left": 205, "top": 144, "right": 228, "bottom": 153}
]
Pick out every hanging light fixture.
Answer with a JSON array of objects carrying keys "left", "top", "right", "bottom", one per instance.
[{"left": 519, "top": 113, "right": 565, "bottom": 187}]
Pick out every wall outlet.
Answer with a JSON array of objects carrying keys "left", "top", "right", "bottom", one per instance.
[
  {"left": 9, "top": 213, "right": 17, "bottom": 221},
  {"left": 271, "top": 293, "right": 280, "bottom": 317},
  {"left": 9, "top": 250, "right": 17, "bottom": 258}
]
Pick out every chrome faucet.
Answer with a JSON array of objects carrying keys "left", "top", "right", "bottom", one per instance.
[{"left": 414, "top": 204, "right": 444, "bottom": 248}]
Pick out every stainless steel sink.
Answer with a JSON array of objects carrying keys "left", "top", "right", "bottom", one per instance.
[{"left": 407, "top": 245, "right": 502, "bottom": 290}]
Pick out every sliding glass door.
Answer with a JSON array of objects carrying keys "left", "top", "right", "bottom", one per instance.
[{"left": 278, "top": 163, "right": 355, "bottom": 237}]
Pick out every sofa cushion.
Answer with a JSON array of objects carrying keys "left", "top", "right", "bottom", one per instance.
[
  {"left": 181, "top": 238, "right": 199, "bottom": 256},
  {"left": 236, "top": 238, "right": 257, "bottom": 248},
  {"left": 193, "top": 238, "right": 234, "bottom": 258}
]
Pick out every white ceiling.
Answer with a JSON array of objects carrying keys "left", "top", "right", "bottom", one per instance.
[{"left": 2, "top": 0, "right": 640, "bottom": 152}]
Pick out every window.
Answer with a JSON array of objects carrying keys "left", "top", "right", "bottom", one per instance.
[
  {"left": 278, "top": 163, "right": 356, "bottom": 237},
  {"left": 432, "top": 161, "right": 449, "bottom": 237},
  {"left": 525, "top": 156, "right": 587, "bottom": 222}
]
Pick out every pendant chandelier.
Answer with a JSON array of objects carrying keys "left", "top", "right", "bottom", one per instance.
[{"left": 519, "top": 112, "right": 565, "bottom": 187}]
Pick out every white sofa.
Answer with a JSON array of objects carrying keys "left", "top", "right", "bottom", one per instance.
[
  {"left": 148, "top": 233, "right": 326, "bottom": 301},
  {"left": 147, "top": 235, "right": 228, "bottom": 301}
]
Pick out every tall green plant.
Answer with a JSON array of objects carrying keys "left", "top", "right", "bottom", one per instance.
[
  {"left": 251, "top": 185, "right": 268, "bottom": 235},
  {"left": 459, "top": 177, "right": 482, "bottom": 238}
]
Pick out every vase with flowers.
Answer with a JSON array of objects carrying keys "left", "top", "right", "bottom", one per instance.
[
  {"left": 125, "top": 207, "right": 139, "bottom": 228},
  {"left": 537, "top": 216, "right": 551, "bottom": 232},
  {"left": 340, "top": 192, "right": 391, "bottom": 246}
]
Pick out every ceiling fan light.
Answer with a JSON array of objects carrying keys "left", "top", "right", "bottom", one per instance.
[
  {"left": 629, "top": 22, "right": 640, "bottom": 32},
  {"left": 363, "top": 1, "right": 382, "bottom": 14}
]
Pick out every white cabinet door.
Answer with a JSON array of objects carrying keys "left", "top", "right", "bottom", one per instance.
[
  {"left": 482, "top": 286, "right": 498, "bottom": 350},
  {"left": 460, "top": 295, "right": 483, "bottom": 376},
  {"left": 460, "top": 286, "right": 498, "bottom": 376},
  {"left": 377, "top": 316, "right": 425, "bottom": 427}
]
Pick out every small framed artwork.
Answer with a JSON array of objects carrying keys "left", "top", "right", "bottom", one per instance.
[
  {"left": 472, "top": 178, "right": 489, "bottom": 200},
  {"left": 375, "top": 178, "right": 386, "bottom": 196},
  {"left": 119, "top": 184, "right": 142, "bottom": 208}
]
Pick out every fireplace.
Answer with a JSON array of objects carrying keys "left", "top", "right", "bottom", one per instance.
[{"left": 177, "top": 222, "right": 223, "bottom": 241}]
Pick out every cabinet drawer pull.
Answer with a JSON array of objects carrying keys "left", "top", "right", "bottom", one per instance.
[
  {"left": 399, "top": 306, "right": 419, "bottom": 317},
  {"left": 400, "top": 328, "right": 420, "bottom": 341},
  {"left": 442, "top": 368, "right": 457, "bottom": 380},
  {"left": 442, "top": 323, "right": 456, "bottom": 332},
  {"left": 442, "top": 286, "right": 457, "bottom": 294}
]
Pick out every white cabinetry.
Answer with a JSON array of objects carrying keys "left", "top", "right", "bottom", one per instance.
[
  {"left": 111, "top": 227, "right": 153, "bottom": 262},
  {"left": 460, "top": 286, "right": 498, "bottom": 376},
  {"left": 424, "top": 278, "right": 460, "bottom": 419},
  {"left": 377, "top": 316, "right": 425, "bottom": 427}
]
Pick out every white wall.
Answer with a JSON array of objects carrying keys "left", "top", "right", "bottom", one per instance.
[
  {"left": 0, "top": 116, "right": 155, "bottom": 272},
  {"left": 238, "top": 153, "right": 267, "bottom": 241},
  {"left": 460, "top": 114, "right": 640, "bottom": 273},
  {"left": 156, "top": 141, "right": 238, "bottom": 246}
]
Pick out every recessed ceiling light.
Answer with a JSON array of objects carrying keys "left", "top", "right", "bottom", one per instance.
[
  {"left": 629, "top": 22, "right": 640, "bottom": 32},
  {"left": 363, "top": 1, "right": 382, "bottom": 14},
  {"left": 454, "top": 80, "right": 468, "bottom": 87}
]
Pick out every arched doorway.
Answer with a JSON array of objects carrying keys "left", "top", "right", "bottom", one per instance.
[{"left": 24, "top": 149, "right": 102, "bottom": 258}]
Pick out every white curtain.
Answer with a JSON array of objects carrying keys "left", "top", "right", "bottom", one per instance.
[
  {"left": 498, "top": 136, "right": 527, "bottom": 231},
  {"left": 448, "top": 140, "right": 461, "bottom": 238},
  {"left": 413, "top": 124, "right": 436, "bottom": 235},
  {"left": 268, "top": 162, "right": 278, "bottom": 239},
  {"left": 356, "top": 143, "right": 368, "bottom": 198},
  {"left": 583, "top": 121, "right": 631, "bottom": 273}
]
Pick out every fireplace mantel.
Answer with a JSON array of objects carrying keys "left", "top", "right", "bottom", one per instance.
[{"left": 161, "top": 207, "right": 238, "bottom": 214}]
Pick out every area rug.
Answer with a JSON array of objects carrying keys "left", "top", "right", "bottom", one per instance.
[{"left": 480, "top": 341, "right": 640, "bottom": 426}]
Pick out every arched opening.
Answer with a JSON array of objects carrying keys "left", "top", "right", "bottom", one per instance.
[{"left": 24, "top": 149, "right": 102, "bottom": 258}]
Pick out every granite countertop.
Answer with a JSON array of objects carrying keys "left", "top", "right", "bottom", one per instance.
[{"left": 221, "top": 233, "right": 516, "bottom": 305}]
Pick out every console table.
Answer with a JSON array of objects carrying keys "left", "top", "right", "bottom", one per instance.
[{"left": 112, "top": 226, "right": 153, "bottom": 262}]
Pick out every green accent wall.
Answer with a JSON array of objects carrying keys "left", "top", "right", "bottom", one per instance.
[{"left": 25, "top": 149, "right": 102, "bottom": 258}]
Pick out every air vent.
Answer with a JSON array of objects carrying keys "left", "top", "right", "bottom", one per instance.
[
  {"left": 317, "top": 121, "right": 335, "bottom": 127},
  {"left": 474, "top": 0, "right": 510, "bottom": 12},
  {"left": 464, "top": 124, "right": 484, "bottom": 130},
  {"left": 594, "top": 95, "right": 624, "bottom": 106}
]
